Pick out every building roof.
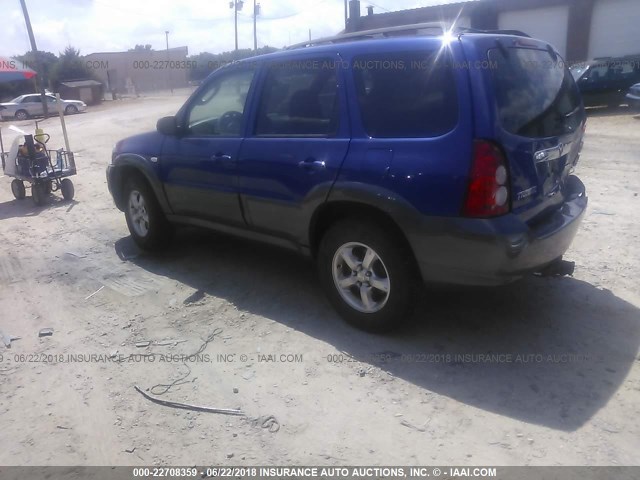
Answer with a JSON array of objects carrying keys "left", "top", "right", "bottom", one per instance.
[
  {"left": 348, "top": 1, "right": 480, "bottom": 32},
  {"left": 60, "top": 80, "right": 103, "bottom": 88},
  {"left": 84, "top": 46, "right": 188, "bottom": 57}
]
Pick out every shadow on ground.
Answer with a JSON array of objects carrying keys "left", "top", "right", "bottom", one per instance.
[
  {"left": 0, "top": 194, "right": 78, "bottom": 220},
  {"left": 115, "top": 229, "right": 640, "bottom": 432}
]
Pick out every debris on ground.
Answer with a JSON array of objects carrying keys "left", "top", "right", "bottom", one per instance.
[
  {"left": 246, "top": 415, "right": 280, "bottom": 433},
  {"left": 134, "top": 385, "right": 244, "bottom": 416},
  {"left": 38, "top": 328, "right": 54, "bottom": 337},
  {"left": 84, "top": 286, "right": 105, "bottom": 300},
  {"left": 400, "top": 419, "right": 427, "bottom": 432},
  {"left": 0, "top": 330, "right": 21, "bottom": 348}
]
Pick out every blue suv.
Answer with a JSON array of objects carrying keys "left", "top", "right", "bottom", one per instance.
[{"left": 107, "top": 26, "right": 588, "bottom": 332}]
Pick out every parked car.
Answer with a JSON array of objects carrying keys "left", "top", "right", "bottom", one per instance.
[
  {"left": 626, "top": 83, "right": 640, "bottom": 110},
  {"left": 107, "top": 27, "right": 588, "bottom": 332},
  {"left": 571, "top": 56, "right": 640, "bottom": 107},
  {"left": 0, "top": 93, "right": 87, "bottom": 121}
]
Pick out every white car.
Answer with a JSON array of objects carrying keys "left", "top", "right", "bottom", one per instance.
[
  {"left": 0, "top": 93, "right": 87, "bottom": 121},
  {"left": 626, "top": 83, "right": 640, "bottom": 110}
]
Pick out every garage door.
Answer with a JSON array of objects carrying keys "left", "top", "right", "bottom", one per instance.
[
  {"left": 589, "top": 0, "right": 640, "bottom": 59},
  {"left": 498, "top": 6, "right": 569, "bottom": 58}
]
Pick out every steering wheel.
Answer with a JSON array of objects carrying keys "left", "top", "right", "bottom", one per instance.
[{"left": 218, "top": 111, "right": 243, "bottom": 135}]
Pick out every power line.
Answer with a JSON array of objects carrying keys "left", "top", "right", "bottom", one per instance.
[{"left": 367, "top": 1, "right": 391, "bottom": 13}]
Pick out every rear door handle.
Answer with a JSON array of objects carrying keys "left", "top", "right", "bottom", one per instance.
[{"left": 298, "top": 158, "right": 326, "bottom": 170}]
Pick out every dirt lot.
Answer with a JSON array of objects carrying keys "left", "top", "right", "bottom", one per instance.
[{"left": 0, "top": 94, "right": 639, "bottom": 467}]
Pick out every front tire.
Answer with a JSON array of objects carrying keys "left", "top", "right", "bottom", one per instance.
[
  {"left": 65, "top": 105, "right": 78, "bottom": 115},
  {"left": 60, "top": 178, "right": 74, "bottom": 200},
  {"left": 317, "top": 220, "right": 417, "bottom": 332},
  {"left": 15, "top": 110, "right": 28, "bottom": 121},
  {"left": 123, "top": 176, "right": 172, "bottom": 251}
]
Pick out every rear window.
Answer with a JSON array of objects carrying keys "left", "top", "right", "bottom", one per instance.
[
  {"left": 489, "top": 48, "right": 582, "bottom": 138},
  {"left": 352, "top": 52, "right": 457, "bottom": 138},
  {"left": 255, "top": 59, "right": 339, "bottom": 137}
]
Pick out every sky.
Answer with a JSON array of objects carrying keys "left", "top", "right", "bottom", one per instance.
[{"left": 3, "top": 0, "right": 467, "bottom": 58}]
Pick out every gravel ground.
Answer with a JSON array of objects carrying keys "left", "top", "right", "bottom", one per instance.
[{"left": 0, "top": 94, "right": 639, "bottom": 466}]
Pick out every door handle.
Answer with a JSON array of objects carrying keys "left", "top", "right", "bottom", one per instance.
[
  {"left": 212, "top": 153, "right": 233, "bottom": 162},
  {"left": 298, "top": 158, "right": 326, "bottom": 170}
]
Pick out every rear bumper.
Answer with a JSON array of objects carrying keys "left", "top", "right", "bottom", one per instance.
[{"left": 408, "top": 176, "right": 588, "bottom": 286}]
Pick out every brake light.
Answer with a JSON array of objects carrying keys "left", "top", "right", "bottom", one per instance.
[{"left": 462, "top": 140, "right": 510, "bottom": 218}]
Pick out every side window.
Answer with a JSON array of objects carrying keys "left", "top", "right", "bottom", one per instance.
[
  {"left": 186, "top": 68, "right": 255, "bottom": 137},
  {"left": 352, "top": 52, "right": 457, "bottom": 138},
  {"left": 24, "top": 96, "right": 40, "bottom": 103},
  {"left": 255, "top": 59, "right": 339, "bottom": 137},
  {"left": 610, "top": 61, "right": 634, "bottom": 79},
  {"left": 586, "top": 65, "right": 608, "bottom": 81}
]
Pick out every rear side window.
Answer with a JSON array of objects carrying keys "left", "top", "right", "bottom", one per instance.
[
  {"left": 255, "top": 59, "right": 339, "bottom": 137},
  {"left": 489, "top": 48, "right": 582, "bottom": 138},
  {"left": 352, "top": 52, "right": 458, "bottom": 138}
]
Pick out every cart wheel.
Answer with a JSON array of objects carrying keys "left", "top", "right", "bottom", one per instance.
[
  {"left": 61, "top": 179, "right": 75, "bottom": 200},
  {"left": 11, "top": 179, "right": 26, "bottom": 200},
  {"left": 44, "top": 181, "right": 52, "bottom": 194},
  {"left": 32, "top": 183, "right": 46, "bottom": 206},
  {"left": 11, "top": 178, "right": 27, "bottom": 200}
]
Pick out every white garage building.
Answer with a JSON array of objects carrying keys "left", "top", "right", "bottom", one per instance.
[{"left": 348, "top": 0, "right": 640, "bottom": 62}]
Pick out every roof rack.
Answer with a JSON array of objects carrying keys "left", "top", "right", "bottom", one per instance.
[
  {"left": 287, "top": 22, "right": 448, "bottom": 49},
  {"left": 460, "top": 28, "right": 531, "bottom": 38},
  {"left": 287, "top": 23, "right": 531, "bottom": 49}
]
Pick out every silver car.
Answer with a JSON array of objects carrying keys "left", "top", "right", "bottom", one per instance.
[
  {"left": 0, "top": 93, "right": 87, "bottom": 121},
  {"left": 626, "top": 83, "right": 640, "bottom": 110}
]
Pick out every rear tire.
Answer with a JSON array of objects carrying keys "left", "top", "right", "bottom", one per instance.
[
  {"left": 32, "top": 183, "right": 46, "bottom": 206},
  {"left": 60, "top": 179, "right": 74, "bottom": 200},
  {"left": 11, "top": 180, "right": 26, "bottom": 200},
  {"left": 123, "top": 176, "right": 172, "bottom": 251},
  {"left": 317, "top": 220, "right": 417, "bottom": 333},
  {"left": 15, "top": 110, "right": 28, "bottom": 121}
]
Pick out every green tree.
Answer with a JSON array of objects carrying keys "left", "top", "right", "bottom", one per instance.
[
  {"left": 15, "top": 50, "right": 58, "bottom": 90},
  {"left": 188, "top": 46, "right": 278, "bottom": 82},
  {"left": 49, "top": 46, "right": 95, "bottom": 87},
  {"left": 129, "top": 44, "right": 153, "bottom": 52}
]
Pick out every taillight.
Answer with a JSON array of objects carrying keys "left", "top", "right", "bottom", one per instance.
[{"left": 462, "top": 140, "right": 510, "bottom": 218}]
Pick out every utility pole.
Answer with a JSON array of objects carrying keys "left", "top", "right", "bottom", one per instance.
[
  {"left": 253, "top": 1, "right": 260, "bottom": 52},
  {"left": 19, "top": 0, "right": 48, "bottom": 117},
  {"left": 165, "top": 30, "right": 173, "bottom": 94},
  {"left": 230, "top": 1, "right": 244, "bottom": 54},
  {"left": 344, "top": 0, "right": 348, "bottom": 30}
]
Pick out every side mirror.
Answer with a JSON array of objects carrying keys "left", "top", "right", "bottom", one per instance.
[{"left": 157, "top": 116, "right": 179, "bottom": 136}]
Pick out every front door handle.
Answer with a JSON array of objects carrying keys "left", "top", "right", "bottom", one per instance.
[
  {"left": 212, "top": 153, "right": 233, "bottom": 162},
  {"left": 298, "top": 158, "right": 326, "bottom": 170}
]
